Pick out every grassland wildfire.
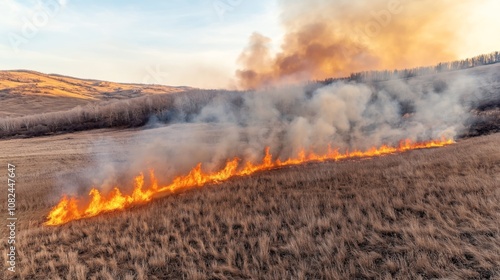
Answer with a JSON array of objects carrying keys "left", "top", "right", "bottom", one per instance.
[
  {"left": 1, "top": 0, "right": 499, "bottom": 278},
  {"left": 46, "top": 73, "right": 481, "bottom": 225},
  {"left": 46, "top": 139, "right": 454, "bottom": 225}
]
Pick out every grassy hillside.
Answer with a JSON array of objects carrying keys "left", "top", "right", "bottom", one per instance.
[
  {"left": 0, "top": 130, "right": 498, "bottom": 279},
  {"left": 0, "top": 70, "right": 190, "bottom": 117}
]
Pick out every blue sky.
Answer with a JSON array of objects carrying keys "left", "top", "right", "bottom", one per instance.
[{"left": 0, "top": 0, "right": 282, "bottom": 88}]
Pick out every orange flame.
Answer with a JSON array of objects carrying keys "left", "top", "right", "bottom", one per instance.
[{"left": 44, "top": 138, "right": 454, "bottom": 226}]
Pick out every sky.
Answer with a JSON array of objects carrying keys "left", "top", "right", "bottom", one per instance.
[
  {"left": 0, "top": 0, "right": 283, "bottom": 88},
  {"left": 0, "top": 0, "right": 498, "bottom": 88}
]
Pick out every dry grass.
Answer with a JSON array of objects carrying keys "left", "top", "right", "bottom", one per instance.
[{"left": 0, "top": 131, "right": 498, "bottom": 279}]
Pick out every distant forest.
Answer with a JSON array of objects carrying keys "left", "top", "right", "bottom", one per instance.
[{"left": 320, "top": 51, "right": 500, "bottom": 84}]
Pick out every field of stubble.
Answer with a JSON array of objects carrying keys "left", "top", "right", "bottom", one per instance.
[{"left": 0, "top": 130, "right": 499, "bottom": 280}]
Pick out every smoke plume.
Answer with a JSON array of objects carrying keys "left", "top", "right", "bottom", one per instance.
[
  {"left": 236, "top": 0, "right": 479, "bottom": 89},
  {"left": 58, "top": 68, "right": 493, "bottom": 199}
]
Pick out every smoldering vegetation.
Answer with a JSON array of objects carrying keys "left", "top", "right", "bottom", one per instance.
[{"left": 1, "top": 133, "right": 498, "bottom": 280}]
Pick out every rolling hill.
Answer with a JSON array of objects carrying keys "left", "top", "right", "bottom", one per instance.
[{"left": 0, "top": 70, "right": 190, "bottom": 117}]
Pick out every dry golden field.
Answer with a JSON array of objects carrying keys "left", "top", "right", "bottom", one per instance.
[{"left": 0, "top": 129, "right": 499, "bottom": 279}]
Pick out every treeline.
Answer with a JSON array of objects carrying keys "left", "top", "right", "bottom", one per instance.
[
  {"left": 320, "top": 51, "right": 500, "bottom": 84},
  {"left": 0, "top": 90, "right": 234, "bottom": 138}
]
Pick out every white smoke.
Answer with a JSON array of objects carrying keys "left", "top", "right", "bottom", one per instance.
[
  {"left": 126, "top": 76, "right": 475, "bottom": 181},
  {"left": 60, "top": 73, "right": 486, "bottom": 196}
]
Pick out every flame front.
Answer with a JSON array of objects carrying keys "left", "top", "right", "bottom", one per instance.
[{"left": 44, "top": 138, "right": 454, "bottom": 226}]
